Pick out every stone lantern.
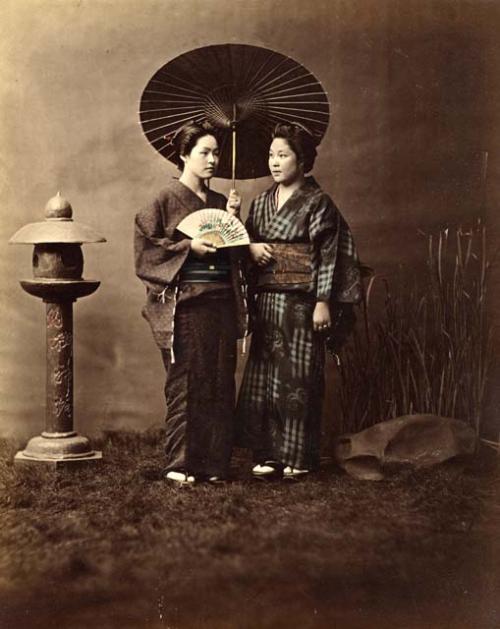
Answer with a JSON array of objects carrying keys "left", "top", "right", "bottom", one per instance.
[{"left": 9, "top": 193, "right": 106, "bottom": 466}]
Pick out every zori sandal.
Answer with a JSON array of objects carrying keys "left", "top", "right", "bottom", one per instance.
[
  {"left": 283, "top": 466, "right": 310, "bottom": 480},
  {"left": 252, "top": 461, "right": 284, "bottom": 481},
  {"left": 165, "top": 470, "right": 196, "bottom": 486}
]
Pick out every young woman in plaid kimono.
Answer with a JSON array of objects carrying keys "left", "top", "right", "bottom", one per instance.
[
  {"left": 236, "top": 124, "right": 361, "bottom": 480},
  {"left": 135, "top": 122, "right": 246, "bottom": 485}
]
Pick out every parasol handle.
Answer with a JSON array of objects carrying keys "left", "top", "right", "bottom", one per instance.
[
  {"left": 232, "top": 126, "right": 236, "bottom": 189},
  {"left": 231, "top": 103, "right": 237, "bottom": 190}
]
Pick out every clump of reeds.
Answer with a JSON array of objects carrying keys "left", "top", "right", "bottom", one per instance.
[{"left": 337, "top": 221, "right": 492, "bottom": 437}]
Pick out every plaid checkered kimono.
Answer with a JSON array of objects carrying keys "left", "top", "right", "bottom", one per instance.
[{"left": 235, "top": 177, "right": 361, "bottom": 469}]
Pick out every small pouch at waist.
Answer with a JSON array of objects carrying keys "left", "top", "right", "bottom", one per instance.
[{"left": 256, "top": 242, "right": 313, "bottom": 289}]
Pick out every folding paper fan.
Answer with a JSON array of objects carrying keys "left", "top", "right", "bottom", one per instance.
[{"left": 176, "top": 209, "right": 250, "bottom": 248}]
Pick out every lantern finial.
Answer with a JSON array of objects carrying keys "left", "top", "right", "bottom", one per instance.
[{"left": 45, "top": 191, "right": 72, "bottom": 219}]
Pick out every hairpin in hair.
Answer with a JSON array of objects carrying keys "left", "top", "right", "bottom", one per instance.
[
  {"left": 163, "top": 120, "right": 195, "bottom": 144},
  {"left": 292, "top": 121, "right": 315, "bottom": 138},
  {"left": 293, "top": 122, "right": 322, "bottom": 145},
  {"left": 200, "top": 119, "right": 214, "bottom": 131}
]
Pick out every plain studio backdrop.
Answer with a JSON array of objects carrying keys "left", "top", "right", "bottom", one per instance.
[{"left": 0, "top": 0, "right": 499, "bottom": 440}]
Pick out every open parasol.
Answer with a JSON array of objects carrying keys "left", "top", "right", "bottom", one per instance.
[{"left": 139, "top": 44, "right": 330, "bottom": 185}]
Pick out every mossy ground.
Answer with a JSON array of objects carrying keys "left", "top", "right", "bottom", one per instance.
[{"left": 0, "top": 431, "right": 498, "bottom": 629}]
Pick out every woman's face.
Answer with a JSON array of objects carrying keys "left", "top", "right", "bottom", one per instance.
[
  {"left": 268, "top": 138, "right": 303, "bottom": 185},
  {"left": 181, "top": 134, "right": 220, "bottom": 179}
]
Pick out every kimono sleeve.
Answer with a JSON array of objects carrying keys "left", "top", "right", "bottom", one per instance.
[
  {"left": 308, "top": 194, "right": 340, "bottom": 302},
  {"left": 134, "top": 197, "right": 191, "bottom": 292}
]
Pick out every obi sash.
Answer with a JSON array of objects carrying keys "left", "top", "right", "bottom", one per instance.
[
  {"left": 256, "top": 242, "right": 313, "bottom": 291},
  {"left": 179, "top": 249, "right": 231, "bottom": 283}
]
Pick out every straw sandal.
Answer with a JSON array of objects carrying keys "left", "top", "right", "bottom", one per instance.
[
  {"left": 164, "top": 470, "right": 196, "bottom": 486},
  {"left": 283, "top": 466, "right": 310, "bottom": 480},
  {"left": 252, "top": 461, "right": 284, "bottom": 481}
]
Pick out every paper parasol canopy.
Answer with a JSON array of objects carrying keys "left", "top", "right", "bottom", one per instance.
[
  {"left": 139, "top": 43, "right": 330, "bottom": 182},
  {"left": 176, "top": 209, "right": 250, "bottom": 248}
]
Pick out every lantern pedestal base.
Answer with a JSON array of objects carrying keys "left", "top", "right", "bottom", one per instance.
[
  {"left": 14, "top": 450, "right": 102, "bottom": 468},
  {"left": 14, "top": 432, "right": 102, "bottom": 467}
]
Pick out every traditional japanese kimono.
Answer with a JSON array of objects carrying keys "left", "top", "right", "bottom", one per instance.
[
  {"left": 235, "top": 177, "right": 361, "bottom": 470},
  {"left": 135, "top": 179, "right": 247, "bottom": 478}
]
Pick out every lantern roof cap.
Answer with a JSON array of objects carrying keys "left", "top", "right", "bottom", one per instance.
[{"left": 9, "top": 193, "right": 106, "bottom": 244}]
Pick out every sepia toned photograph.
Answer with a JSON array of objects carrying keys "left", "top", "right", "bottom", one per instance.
[{"left": 0, "top": 1, "right": 499, "bottom": 627}]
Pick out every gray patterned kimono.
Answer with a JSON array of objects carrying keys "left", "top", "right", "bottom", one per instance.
[
  {"left": 135, "top": 178, "right": 248, "bottom": 478},
  {"left": 235, "top": 177, "right": 361, "bottom": 469}
]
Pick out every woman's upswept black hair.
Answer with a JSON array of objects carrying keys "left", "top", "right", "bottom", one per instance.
[
  {"left": 271, "top": 123, "right": 318, "bottom": 173},
  {"left": 168, "top": 120, "right": 219, "bottom": 170}
]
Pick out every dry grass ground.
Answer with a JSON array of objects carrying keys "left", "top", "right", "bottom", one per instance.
[{"left": 0, "top": 430, "right": 498, "bottom": 629}]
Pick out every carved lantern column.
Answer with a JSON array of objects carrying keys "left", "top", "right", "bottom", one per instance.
[{"left": 9, "top": 193, "right": 106, "bottom": 466}]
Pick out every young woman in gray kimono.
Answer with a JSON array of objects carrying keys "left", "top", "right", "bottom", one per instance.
[
  {"left": 135, "top": 121, "right": 247, "bottom": 485},
  {"left": 236, "top": 123, "right": 361, "bottom": 480}
]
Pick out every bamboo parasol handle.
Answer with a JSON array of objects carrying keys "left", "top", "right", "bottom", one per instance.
[{"left": 231, "top": 103, "right": 237, "bottom": 190}]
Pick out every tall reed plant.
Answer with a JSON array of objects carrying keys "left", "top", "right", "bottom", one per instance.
[{"left": 337, "top": 222, "right": 492, "bottom": 437}]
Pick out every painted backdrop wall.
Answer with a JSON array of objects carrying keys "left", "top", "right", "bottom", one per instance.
[{"left": 1, "top": 0, "right": 499, "bottom": 439}]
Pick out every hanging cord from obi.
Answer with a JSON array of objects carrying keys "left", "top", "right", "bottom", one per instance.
[
  {"left": 156, "top": 284, "right": 179, "bottom": 364},
  {"left": 238, "top": 262, "right": 249, "bottom": 354}
]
